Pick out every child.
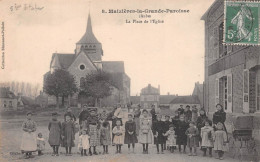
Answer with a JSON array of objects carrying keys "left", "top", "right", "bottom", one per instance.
[
  {"left": 185, "top": 121, "right": 199, "bottom": 156},
  {"left": 176, "top": 115, "right": 189, "bottom": 154},
  {"left": 191, "top": 105, "right": 198, "bottom": 123},
  {"left": 113, "top": 119, "right": 125, "bottom": 154},
  {"left": 201, "top": 120, "right": 214, "bottom": 157},
  {"left": 48, "top": 112, "right": 62, "bottom": 156},
  {"left": 153, "top": 114, "right": 165, "bottom": 154},
  {"left": 163, "top": 115, "right": 171, "bottom": 150},
  {"left": 213, "top": 122, "right": 228, "bottom": 160},
  {"left": 124, "top": 113, "right": 138, "bottom": 153},
  {"left": 61, "top": 115, "right": 76, "bottom": 156},
  {"left": 164, "top": 124, "right": 177, "bottom": 153},
  {"left": 139, "top": 109, "right": 153, "bottom": 154},
  {"left": 20, "top": 112, "right": 37, "bottom": 159},
  {"left": 37, "top": 133, "right": 45, "bottom": 156},
  {"left": 86, "top": 109, "right": 100, "bottom": 155},
  {"left": 100, "top": 121, "right": 111, "bottom": 154},
  {"left": 78, "top": 129, "right": 90, "bottom": 156}
]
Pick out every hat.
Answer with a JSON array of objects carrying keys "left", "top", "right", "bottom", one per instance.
[
  {"left": 128, "top": 113, "right": 133, "bottom": 117},
  {"left": 26, "top": 112, "right": 32, "bottom": 116},
  {"left": 142, "top": 109, "right": 148, "bottom": 113},
  {"left": 169, "top": 124, "right": 174, "bottom": 128}
]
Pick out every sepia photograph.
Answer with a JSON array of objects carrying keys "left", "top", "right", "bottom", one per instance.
[{"left": 0, "top": 0, "right": 260, "bottom": 161}]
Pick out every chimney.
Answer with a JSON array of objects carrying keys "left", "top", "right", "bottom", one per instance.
[{"left": 167, "top": 92, "right": 170, "bottom": 95}]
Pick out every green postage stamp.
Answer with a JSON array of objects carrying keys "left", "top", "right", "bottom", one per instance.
[{"left": 224, "top": 1, "right": 260, "bottom": 45}]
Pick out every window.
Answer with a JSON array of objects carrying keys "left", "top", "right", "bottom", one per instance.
[
  {"left": 219, "top": 22, "right": 227, "bottom": 58},
  {"left": 3, "top": 101, "right": 7, "bottom": 108},
  {"left": 9, "top": 101, "right": 12, "bottom": 108},
  {"left": 80, "top": 77, "right": 85, "bottom": 88},
  {"left": 79, "top": 64, "right": 85, "bottom": 70}
]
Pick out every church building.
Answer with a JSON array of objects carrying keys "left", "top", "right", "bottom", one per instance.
[{"left": 43, "top": 14, "right": 130, "bottom": 107}]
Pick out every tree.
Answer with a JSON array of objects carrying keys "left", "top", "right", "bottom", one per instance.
[
  {"left": 80, "top": 71, "right": 114, "bottom": 107},
  {"left": 44, "top": 69, "right": 78, "bottom": 108}
]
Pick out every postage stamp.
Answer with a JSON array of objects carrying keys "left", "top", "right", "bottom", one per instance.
[{"left": 224, "top": 1, "right": 260, "bottom": 45}]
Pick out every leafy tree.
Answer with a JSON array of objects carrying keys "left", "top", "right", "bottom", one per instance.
[
  {"left": 44, "top": 69, "right": 77, "bottom": 108},
  {"left": 80, "top": 71, "right": 114, "bottom": 107}
]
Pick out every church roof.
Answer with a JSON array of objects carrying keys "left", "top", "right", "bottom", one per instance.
[
  {"left": 102, "top": 61, "right": 125, "bottom": 73},
  {"left": 50, "top": 53, "right": 75, "bottom": 69},
  {"left": 77, "top": 14, "right": 100, "bottom": 44}
]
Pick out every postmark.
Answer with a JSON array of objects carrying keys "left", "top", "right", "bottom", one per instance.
[{"left": 224, "top": 1, "right": 260, "bottom": 45}]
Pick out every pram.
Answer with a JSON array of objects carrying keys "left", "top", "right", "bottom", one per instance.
[{"left": 230, "top": 115, "right": 258, "bottom": 161}]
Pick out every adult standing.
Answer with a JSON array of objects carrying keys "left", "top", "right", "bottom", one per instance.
[
  {"left": 213, "top": 104, "right": 227, "bottom": 134},
  {"left": 191, "top": 105, "right": 198, "bottom": 123},
  {"left": 184, "top": 105, "right": 192, "bottom": 123},
  {"left": 177, "top": 105, "right": 185, "bottom": 117},
  {"left": 134, "top": 106, "right": 141, "bottom": 136},
  {"left": 150, "top": 105, "right": 157, "bottom": 122},
  {"left": 21, "top": 112, "right": 37, "bottom": 159},
  {"left": 113, "top": 104, "right": 124, "bottom": 125}
]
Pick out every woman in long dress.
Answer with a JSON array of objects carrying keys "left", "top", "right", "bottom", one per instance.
[
  {"left": 139, "top": 109, "right": 153, "bottom": 154},
  {"left": 20, "top": 112, "right": 37, "bottom": 159}
]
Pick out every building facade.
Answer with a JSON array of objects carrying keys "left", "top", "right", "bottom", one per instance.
[
  {"left": 202, "top": 0, "right": 260, "bottom": 140},
  {"left": 140, "top": 84, "right": 160, "bottom": 109},
  {"left": 169, "top": 95, "right": 200, "bottom": 111},
  {"left": 0, "top": 87, "right": 23, "bottom": 111},
  {"left": 43, "top": 14, "right": 130, "bottom": 107}
]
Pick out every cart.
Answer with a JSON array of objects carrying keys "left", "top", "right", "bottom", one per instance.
[{"left": 230, "top": 115, "right": 258, "bottom": 161}]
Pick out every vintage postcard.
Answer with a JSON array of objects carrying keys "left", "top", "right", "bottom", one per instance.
[{"left": 0, "top": 0, "right": 260, "bottom": 162}]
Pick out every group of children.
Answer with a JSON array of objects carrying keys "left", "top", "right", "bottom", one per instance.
[{"left": 21, "top": 105, "right": 228, "bottom": 160}]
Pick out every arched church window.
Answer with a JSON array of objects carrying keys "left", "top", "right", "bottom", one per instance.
[
  {"left": 80, "top": 77, "right": 85, "bottom": 88},
  {"left": 84, "top": 45, "right": 88, "bottom": 48},
  {"left": 93, "top": 45, "right": 96, "bottom": 48},
  {"left": 89, "top": 45, "right": 92, "bottom": 48}
]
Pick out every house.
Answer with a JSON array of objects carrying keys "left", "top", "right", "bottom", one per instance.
[
  {"left": 201, "top": 0, "right": 260, "bottom": 142},
  {"left": 140, "top": 84, "right": 160, "bottom": 109},
  {"left": 159, "top": 94, "right": 177, "bottom": 109},
  {"left": 192, "top": 82, "right": 204, "bottom": 107},
  {"left": 0, "top": 87, "right": 23, "bottom": 111},
  {"left": 169, "top": 95, "right": 200, "bottom": 111},
  {"left": 43, "top": 14, "right": 130, "bottom": 107}
]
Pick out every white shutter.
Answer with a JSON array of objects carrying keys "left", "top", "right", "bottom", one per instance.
[
  {"left": 243, "top": 69, "right": 249, "bottom": 113},
  {"left": 227, "top": 74, "right": 233, "bottom": 112},
  {"left": 215, "top": 78, "right": 219, "bottom": 106}
]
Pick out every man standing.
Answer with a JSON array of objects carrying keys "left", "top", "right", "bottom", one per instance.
[
  {"left": 64, "top": 107, "right": 76, "bottom": 122},
  {"left": 177, "top": 105, "right": 185, "bottom": 117}
]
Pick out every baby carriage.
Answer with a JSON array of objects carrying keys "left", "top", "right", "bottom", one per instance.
[{"left": 230, "top": 115, "right": 258, "bottom": 161}]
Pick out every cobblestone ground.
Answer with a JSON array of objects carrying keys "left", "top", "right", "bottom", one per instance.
[{"left": 0, "top": 114, "right": 258, "bottom": 162}]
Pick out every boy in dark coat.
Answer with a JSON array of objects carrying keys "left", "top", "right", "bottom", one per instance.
[
  {"left": 184, "top": 105, "right": 192, "bottom": 123},
  {"left": 153, "top": 114, "right": 166, "bottom": 154},
  {"left": 176, "top": 115, "right": 189, "bottom": 153}
]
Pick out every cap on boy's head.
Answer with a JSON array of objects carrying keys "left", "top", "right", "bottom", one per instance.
[
  {"left": 52, "top": 112, "right": 58, "bottom": 116},
  {"left": 186, "top": 105, "right": 190, "bottom": 108},
  {"left": 26, "top": 112, "right": 32, "bottom": 116},
  {"left": 128, "top": 113, "right": 133, "bottom": 117},
  {"left": 192, "top": 105, "right": 197, "bottom": 108},
  {"left": 169, "top": 124, "right": 174, "bottom": 128}
]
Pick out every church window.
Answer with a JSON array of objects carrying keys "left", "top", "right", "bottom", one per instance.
[
  {"left": 89, "top": 45, "right": 92, "bottom": 48},
  {"left": 93, "top": 45, "right": 96, "bottom": 47},
  {"left": 80, "top": 77, "right": 85, "bottom": 88},
  {"left": 79, "top": 64, "right": 85, "bottom": 70},
  {"left": 84, "top": 45, "right": 88, "bottom": 48}
]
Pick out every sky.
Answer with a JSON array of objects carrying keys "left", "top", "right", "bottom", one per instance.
[{"left": 0, "top": 0, "right": 215, "bottom": 96}]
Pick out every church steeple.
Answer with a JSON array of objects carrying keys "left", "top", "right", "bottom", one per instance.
[
  {"left": 77, "top": 14, "right": 100, "bottom": 44},
  {"left": 75, "top": 13, "right": 103, "bottom": 69}
]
